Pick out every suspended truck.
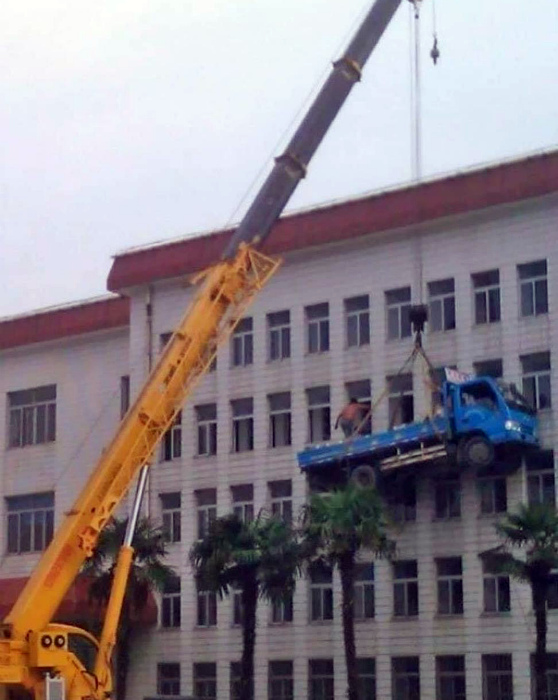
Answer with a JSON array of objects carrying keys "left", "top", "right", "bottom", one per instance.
[
  {"left": 298, "top": 368, "right": 539, "bottom": 488},
  {"left": 0, "top": 1, "right": 407, "bottom": 699}
]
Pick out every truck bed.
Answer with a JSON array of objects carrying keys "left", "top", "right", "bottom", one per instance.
[{"left": 297, "top": 415, "right": 447, "bottom": 472}]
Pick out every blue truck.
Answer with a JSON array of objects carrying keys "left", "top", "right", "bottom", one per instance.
[{"left": 297, "top": 373, "right": 539, "bottom": 488}]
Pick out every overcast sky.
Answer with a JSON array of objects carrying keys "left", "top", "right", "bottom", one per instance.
[{"left": 1, "top": 0, "right": 557, "bottom": 318}]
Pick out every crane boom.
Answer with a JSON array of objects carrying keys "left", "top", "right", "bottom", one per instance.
[{"left": 0, "top": 1, "right": 404, "bottom": 697}]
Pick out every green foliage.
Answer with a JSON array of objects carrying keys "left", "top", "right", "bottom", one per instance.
[
  {"left": 482, "top": 503, "right": 558, "bottom": 583},
  {"left": 84, "top": 517, "right": 175, "bottom": 610},
  {"left": 189, "top": 511, "right": 301, "bottom": 603},
  {"left": 301, "top": 484, "right": 396, "bottom": 564}
]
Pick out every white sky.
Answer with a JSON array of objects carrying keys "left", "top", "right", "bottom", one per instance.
[{"left": 1, "top": 0, "right": 557, "bottom": 317}]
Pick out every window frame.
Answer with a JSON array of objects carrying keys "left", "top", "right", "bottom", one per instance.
[
  {"left": 345, "top": 295, "right": 371, "bottom": 348},
  {"left": 472, "top": 269, "right": 501, "bottom": 325},
  {"left": 161, "top": 411, "right": 182, "bottom": 462},
  {"left": 385, "top": 287, "right": 412, "bottom": 341},
  {"left": 231, "top": 484, "right": 254, "bottom": 523},
  {"left": 231, "top": 317, "right": 254, "bottom": 368},
  {"left": 518, "top": 259, "right": 548, "bottom": 317},
  {"left": 231, "top": 398, "right": 254, "bottom": 452},
  {"left": 269, "top": 660, "right": 294, "bottom": 700},
  {"left": 269, "top": 480, "right": 292, "bottom": 525},
  {"left": 354, "top": 563, "right": 375, "bottom": 620},
  {"left": 6, "top": 492, "right": 55, "bottom": 555},
  {"left": 393, "top": 560, "right": 419, "bottom": 618},
  {"left": 392, "top": 656, "right": 420, "bottom": 700},
  {"left": 307, "top": 386, "right": 331, "bottom": 444},
  {"left": 195, "top": 403, "right": 217, "bottom": 457},
  {"left": 193, "top": 662, "right": 217, "bottom": 699},
  {"left": 436, "top": 656, "right": 466, "bottom": 700},
  {"left": 305, "top": 303, "right": 330, "bottom": 354},
  {"left": 195, "top": 488, "right": 217, "bottom": 540},
  {"left": 157, "top": 662, "right": 181, "bottom": 696},
  {"left": 521, "top": 352, "right": 552, "bottom": 410},
  {"left": 308, "top": 659, "right": 334, "bottom": 700},
  {"left": 196, "top": 584, "right": 217, "bottom": 628},
  {"left": 434, "top": 476, "right": 461, "bottom": 520},
  {"left": 268, "top": 310, "right": 291, "bottom": 362},
  {"left": 309, "top": 563, "right": 334, "bottom": 622},
  {"left": 482, "top": 654, "right": 513, "bottom": 700},
  {"left": 268, "top": 393, "right": 292, "bottom": 448},
  {"left": 160, "top": 492, "right": 181, "bottom": 544},
  {"left": 161, "top": 576, "right": 181, "bottom": 629},
  {"left": 478, "top": 477, "right": 507, "bottom": 515},
  {"left": 482, "top": 561, "right": 511, "bottom": 614},
  {"left": 8, "top": 384, "right": 57, "bottom": 449},
  {"left": 428, "top": 278, "right": 456, "bottom": 333},
  {"left": 436, "top": 557, "right": 464, "bottom": 616}
]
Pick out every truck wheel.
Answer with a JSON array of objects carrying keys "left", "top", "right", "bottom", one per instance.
[
  {"left": 350, "top": 464, "right": 376, "bottom": 488},
  {"left": 459, "top": 435, "right": 494, "bottom": 469}
]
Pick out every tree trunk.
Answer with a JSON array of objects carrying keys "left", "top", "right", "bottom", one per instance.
[
  {"left": 115, "top": 625, "right": 131, "bottom": 700},
  {"left": 533, "top": 580, "right": 549, "bottom": 700},
  {"left": 339, "top": 551, "right": 359, "bottom": 700},
  {"left": 240, "top": 577, "right": 258, "bottom": 700}
]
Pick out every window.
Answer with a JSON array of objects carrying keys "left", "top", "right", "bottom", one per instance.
[
  {"left": 231, "top": 317, "right": 253, "bottom": 367},
  {"left": 531, "top": 653, "right": 558, "bottom": 700},
  {"left": 309, "top": 659, "right": 334, "bottom": 700},
  {"left": 482, "top": 560, "right": 511, "bottom": 613},
  {"left": 195, "top": 404, "right": 217, "bottom": 456},
  {"left": 518, "top": 259, "right": 548, "bottom": 317},
  {"left": 8, "top": 385, "right": 56, "bottom": 448},
  {"left": 196, "top": 489, "right": 217, "bottom": 540},
  {"left": 306, "top": 303, "right": 330, "bottom": 354},
  {"left": 428, "top": 278, "right": 456, "bottom": 332},
  {"left": 193, "top": 663, "right": 216, "bottom": 699},
  {"left": 231, "top": 398, "right": 254, "bottom": 452},
  {"left": 6, "top": 492, "right": 54, "bottom": 554},
  {"left": 482, "top": 654, "right": 513, "bottom": 700},
  {"left": 307, "top": 386, "right": 331, "bottom": 443},
  {"left": 230, "top": 662, "right": 242, "bottom": 700},
  {"left": 310, "top": 562, "right": 333, "bottom": 621},
  {"left": 120, "top": 375, "right": 130, "bottom": 418},
  {"left": 474, "top": 358, "right": 503, "bottom": 379},
  {"left": 434, "top": 475, "right": 461, "bottom": 519},
  {"left": 437, "top": 558, "right": 463, "bottom": 615},
  {"left": 160, "top": 492, "right": 181, "bottom": 543},
  {"left": 162, "top": 411, "right": 182, "bottom": 461},
  {"left": 436, "top": 656, "right": 466, "bottom": 700},
  {"left": 271, "top": 593, "right": 293, "bottom": 624},
  {"left": 161, "top": 576, "right": 181, "bottom": 628},
  {"left": 269, "top": 480, "right": 292, "bottom": 524},
  {"left": 268, "top": 393, "right": 292, "bottom": 447},
  {"left": 357, "top": 658, "right": 376, "bottom": 700},
  {"left": 157, "top": 662, "right": 180, "bottom": 696},
  {"left": 196, "top": 583, "right": 217, "bottom": 627},
  {"left": 527, "top": 450, "right": 555, "bottom": 507},
  {"left": 345, "top": 295, "right": 370, "bottom": 348},
  {"left": 522, "top": 352, "right": 552, "bottom": 409},
  {"left": 392, "top": 657, "right": 420, "bottom": 700},
  {"left": 355, "top": 564, "right": 375, "bottom": 620},
  {"left": 232, "top": 484, "right": 254, "bottom": 523},
  {"left": 386, "top": 287, "right": 412, "bottom": 340},
  {"left": 472, "top": 269, "right": 501, "bottom": 324},
  {"left": 387, "top": 374, "right": 413, "bottom": 427},
  {"left": 269, "top": 660, "right": 294, "bottom": 700},
  {"left": 387, "top": 476, "right": 417, "bottom": 523},
  {"left": 346, "top": 380, "right": 372, "bottom": 434},
  {"left": 478, "top": 477, "right": 507, "bottom": 515},
  {"left": 393, "top": 560, "right": 418, "bottom": 617},
  {"left": 268, "top": 310, "right": 291, "bottom": 361}
]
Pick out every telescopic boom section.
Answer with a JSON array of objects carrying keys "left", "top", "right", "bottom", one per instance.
[{"left": 223, "top": 0, "right": 402, "bottom": 259}]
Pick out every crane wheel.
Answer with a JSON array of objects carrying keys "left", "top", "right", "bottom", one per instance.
[
  {"left": 459, "top": 434, "right": 494, "bottom": 469},
  {"left": 350, "top": 464, "right": 376, "bottom": 488}
]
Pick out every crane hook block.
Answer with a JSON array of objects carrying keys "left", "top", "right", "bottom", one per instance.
[
  {"left": 410, "top": 304, "right": 428, "bottom": 334},
  {"left": 430, "top": 36, "right": 440, "bottom": 65}
]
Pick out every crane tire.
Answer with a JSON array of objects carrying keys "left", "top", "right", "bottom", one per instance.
[
  {"left": 350, "top": 464, "right": 376, "bottom": 488},
  {"left": 459, "top": 434, "right": 495, "bottom": 469}
]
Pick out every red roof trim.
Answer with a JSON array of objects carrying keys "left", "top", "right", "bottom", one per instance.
[
  {"left": 107, "top": 150, "right": 558, "bottom": 292},
  {"left": 0, "top": 296, "right": 130, "bottom": 351}
]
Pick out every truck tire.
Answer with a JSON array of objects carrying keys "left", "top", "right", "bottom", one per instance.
[
  {"left": 459, "top": 434, "right": 494, "bottom": 469},
  {"left": 350, "top": 464, "right": 376, "bottom": 488}
]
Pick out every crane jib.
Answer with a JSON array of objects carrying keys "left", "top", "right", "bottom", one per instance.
[{"left": 223, "top": 0, "right": 402, "bottom": 259}]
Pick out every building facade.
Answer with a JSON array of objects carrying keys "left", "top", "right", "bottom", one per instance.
[{"left": 1, "top": 150, "right": 558, "bottom": 699}]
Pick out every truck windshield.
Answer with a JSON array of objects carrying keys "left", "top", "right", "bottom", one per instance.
[{"left": 496, "top": 380, "right": 536, "bottom": 416}]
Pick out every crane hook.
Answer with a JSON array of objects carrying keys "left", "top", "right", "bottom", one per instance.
[{"left": 430, "top": 35, "right": 440, "bottom": 65}]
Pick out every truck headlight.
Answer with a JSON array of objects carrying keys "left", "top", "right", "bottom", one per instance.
[{"left": 505, "top": 420, "right": 521, "bottom": 431}]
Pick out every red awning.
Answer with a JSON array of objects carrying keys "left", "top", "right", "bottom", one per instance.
[{"left": 0, "top": 576, "right": 157, "bottom": 627}]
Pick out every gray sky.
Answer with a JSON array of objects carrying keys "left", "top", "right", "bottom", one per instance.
[{"left": 1, "top": 0, "right": 557, "bottom": 318}]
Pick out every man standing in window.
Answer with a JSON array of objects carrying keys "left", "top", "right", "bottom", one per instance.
[{"left": 334, "top": 398, "right": 369, "bottom": 438}]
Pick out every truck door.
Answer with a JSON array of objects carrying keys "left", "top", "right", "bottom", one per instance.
[{"left": 454, "top": 380, "right": 502, "bottom": 437}]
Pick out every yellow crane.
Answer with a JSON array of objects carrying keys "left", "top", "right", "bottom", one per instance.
[{"left": 0, "top": 1, "right": 405, "bottom": 697}]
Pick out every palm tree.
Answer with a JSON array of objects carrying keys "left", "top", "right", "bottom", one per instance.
[
  {"left": 482, "top": 503, "right": 558, "bottom": 700},
  {"left": 189, "top": 512, "right": 301, "bottom": 700},
  {"left": 301, "top": 484, "right": 395, "bottom": 700},
  {"left": 84, "top": 517, "right": 175, "bottom": 700}
]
